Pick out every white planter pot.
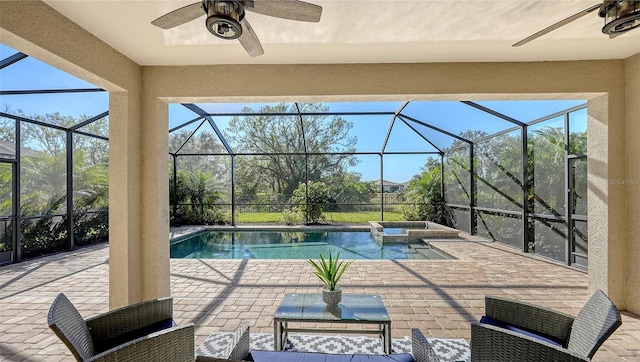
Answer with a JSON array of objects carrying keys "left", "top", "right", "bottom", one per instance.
[{"left": 322, "top": 286, "right": 342, "bottom": 305}]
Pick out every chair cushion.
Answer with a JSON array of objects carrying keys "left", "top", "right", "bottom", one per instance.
[
  {"left": 479, "top": 315, "right": 562, "bottom": 347},
  {"left": 251, "top": 350, "right": 415, "bottom": 362}
]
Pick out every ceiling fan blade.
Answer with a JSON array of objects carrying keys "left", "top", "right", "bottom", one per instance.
[
  {"left": 238, "top": 18, "right": 264, "bottom": 57},
  {"left": 247, "top": 0, "right": 322, "bottom": 22},
  {"left": 151, "top": 2, "right": 204, "bottom": 29},
  {"left": 512, "top": 3, "right": 602, "bottom": 47}
]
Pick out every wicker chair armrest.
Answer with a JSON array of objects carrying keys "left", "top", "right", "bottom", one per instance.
[
  {"left": 89, "top": 324, "right": 195, "bottom": 362},
  {"left": 412, "top": 328, "right": 471, "bottom": 362},
  {"left": 411, "top": 328, "right": 430, "bottom": 362},
  {"left": 471, "top": 322, "right": 587, "bottom": 362},
  {"left": 196, "top": 325, "right": 251, "bottom": 362},
  {"left": 412, "top": 328, "right": 445, "bottom": 362},
  {"left": 86, "top": 298, "right": 174, "bottom": 346},
  {"left": 227, "top": 325, "right": 250, "bottom": 361},
  {"left": 485, "top": 295, "right": 574, "bottom": 343}
]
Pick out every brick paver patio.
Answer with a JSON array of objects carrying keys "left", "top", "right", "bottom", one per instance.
[{"left": 0, "top": 231, "right": 638, "bottom": 361}]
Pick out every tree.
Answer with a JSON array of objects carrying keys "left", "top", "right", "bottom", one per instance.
[
  {"left": 169, "top": 127, "right": 230, "bottom": 181},
  {"left": 169, "top": 170, "right": 226, "bottom": 225},
  {"left": 0, "top": 109, "right": 16, "bottom": 148},
  {"left": 73, "top": 148, "right": 108, "bottom": 211},
  {"left": 224, "top": 103, "right": 357, "bottom": 197},
  {"left": 528, "top": 126, "right": 567, "bottom": 216},
  {"left": 15, "top": 112, "right": 109, "bottom": 217},
  {"left": 323, "top": 172, "right": 377, "bottom": 212},
  {"left": 402, "top": 158, "right": 453, "bottom": 226},
  {"left": 168, "top": 124, "right": 233, "bottom": 224}
]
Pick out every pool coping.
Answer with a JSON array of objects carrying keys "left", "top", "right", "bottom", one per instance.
[{"left": 169, "top": 224, "right": 371, "bottom": 244}]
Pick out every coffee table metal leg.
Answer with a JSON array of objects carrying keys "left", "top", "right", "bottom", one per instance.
[
  {"left": 283, "top": 322, "right": 288, "bottom": 349},
  {"left": 274, "top": 320, "right": 282, "bottom": 350},
  {"left": 383, "top": 323, "right": 391, "bottom": 354}
]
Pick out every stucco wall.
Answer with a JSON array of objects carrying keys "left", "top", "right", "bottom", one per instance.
[
  {"left": 143, "top": 62, "right": 624, "bottom": 99},
  {"left": 625, "top": 53, "right": 640, "bottom": 313}
]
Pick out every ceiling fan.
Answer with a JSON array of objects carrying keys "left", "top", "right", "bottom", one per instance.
[
  {"left": 513, "top": 0, "right": 640, "bottom": 47},
  {"left": 151, "top": 0, "right": 322, "bottom": 57}
]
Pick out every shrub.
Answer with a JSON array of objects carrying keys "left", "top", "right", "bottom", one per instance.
[
  {"left": 291, "top": 181, "right": 330, "bottom": 224},
  {"left": 281, "top": 209, "right": 303, "bottom": 225}
]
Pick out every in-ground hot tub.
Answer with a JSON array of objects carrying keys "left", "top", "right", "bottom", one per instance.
[{"left": 369, "top": 221, "right": 460, "bottom": 243}]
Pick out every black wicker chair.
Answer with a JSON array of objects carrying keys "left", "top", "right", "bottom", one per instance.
[
  {"left": 48, "top": 293, "right": 195, "bottom": 362},
  {"left": 470, "top": 290, "right": 622, "bottom": 362}
]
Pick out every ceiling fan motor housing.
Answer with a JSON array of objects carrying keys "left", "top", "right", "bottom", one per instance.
[
  {"left": 204, "top": 0, "right": 245, "bottom": 39},
  {"left": 599, "top": 0, "right": 640, "bottom": 34}
]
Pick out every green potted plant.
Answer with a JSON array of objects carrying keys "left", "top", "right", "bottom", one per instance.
[{"left": 307, "top": 251, "right": 353, "bottom": 305}]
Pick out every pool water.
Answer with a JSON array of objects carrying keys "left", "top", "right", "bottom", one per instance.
[
  {"left": 381, "top": 228, "right": 407, "bottom": 235},
  {"left": 170, "top": 230, "right": 455, "bottom": 260}
]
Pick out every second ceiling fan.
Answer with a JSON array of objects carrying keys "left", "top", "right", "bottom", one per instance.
[
  {"left": 151, "top": 0, "right": 323, "bottom": 57},
  {"left": 513, "top": 0, "right": 640, "bottom": 47}
]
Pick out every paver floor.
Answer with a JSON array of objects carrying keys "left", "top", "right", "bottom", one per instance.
[{"left": 0, "top": 232, "right": 638, "bottom": 361}]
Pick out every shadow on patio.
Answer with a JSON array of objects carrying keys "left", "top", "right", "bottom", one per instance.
[{"left": 0, "top": 234, "right": 638, "bottom": 361}]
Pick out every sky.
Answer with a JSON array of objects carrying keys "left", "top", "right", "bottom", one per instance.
[{"left": 1, "top": 43, "right": 587, "bottom": 183}]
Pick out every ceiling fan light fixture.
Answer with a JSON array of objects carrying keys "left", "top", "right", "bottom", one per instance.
[
  {"left": 599, "top": 0, "right": 640, "bottom": 34},
  {"left": 204, "top": 0, "right": 244, "bottom": 39},
  {"left": 151, "top": 0, "right": 322, "bottom": 56},
  {"left": 206, "top": 15, "right": 243, "bottom": 39}
]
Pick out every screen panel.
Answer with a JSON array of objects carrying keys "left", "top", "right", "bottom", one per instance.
[
  {"left": 571, "top": 158, "right": 587, "bottom": 216},
  {"left": 476, "top": 212, "right": 522, "bottom": 249},
  {"left": 572, "top": 219, "right": 588, "bottom": 268},
  {"left": 450, "top": 207, "right": 470, "bottom": 233},
  {"left": 21, "top": 216, "right": 67, "bottom": 259},
  {"left": 528, "top": 117, "right": 565, "bottom": 217},
  {"left": 569, "top": 108, "right": 587, "bottom": 155},
  {"left": 0, "top": 116, "right": 16, "bottom": 159},
  {"left": 73, "top": 212, "right": 108, "bottom": 247},
  {"left": 532, "top": 218, "right": 565, "bottom": 263},
  {"left": 444, "top": 145, "right": 471, "bottom": 206},
  {"left": 475, "top": 131, "right": 522, "bottom": 212},
  {"left": 20, "top": 124, "right": 67, "bottom": 217},
  {"left": 73, "top": 134, "right": 108, "bottom": 211}
]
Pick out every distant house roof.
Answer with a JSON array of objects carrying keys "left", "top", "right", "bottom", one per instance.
[
  {"left": 0, "top": 140, "right": 42, "bottom": 158},
  {"left": 378, "top": 179, "right": 408, "bottom": 187}
]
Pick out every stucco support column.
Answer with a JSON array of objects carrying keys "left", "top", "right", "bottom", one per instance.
[
  {"left": 587, "top": 94, "right": 626, "bottom": 308},
  {"left": 109, "top": 92, "right": 144, "bottom": 308},
  {"left": 109, "top": 92, "right": 170, "bottom": 308},
  {"left": 624, "top": 53, "right": 640, "bottom": 314},
  {"left": 140, "top": 98, "right": 171, "bottom": 301}
]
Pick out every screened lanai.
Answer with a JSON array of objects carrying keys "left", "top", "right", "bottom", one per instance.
[
  {"left": 1, "top": 41, "right": 589, "bottom": 269},
  {"left": 168, "top": 99, "right": 588, "bottom": 268},
  {"left": 0, "top": 44, "right": 109, "bottom": 264}
]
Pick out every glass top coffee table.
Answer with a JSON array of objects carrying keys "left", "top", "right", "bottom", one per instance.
[{"left": 273, "top": 293, "right": 392, "bottom": 353}]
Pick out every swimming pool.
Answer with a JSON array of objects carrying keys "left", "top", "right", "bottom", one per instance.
[{"left": 170, "top": 230, "right": 455, "bottom": 260}]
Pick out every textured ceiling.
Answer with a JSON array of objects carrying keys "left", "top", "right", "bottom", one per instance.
[{"left": 43, "top": 0, "right": 640, "bottom": 65}]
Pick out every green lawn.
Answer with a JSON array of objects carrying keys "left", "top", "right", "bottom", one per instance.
[
  {"left": 235, "top": 211, "right": 404, "bottom": 224},
  {"left": 235, "top": 212, "right": 283, "bottom": 223},
  {"left": 324, "top": 212, "right": 403, "bottom": 223}
]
